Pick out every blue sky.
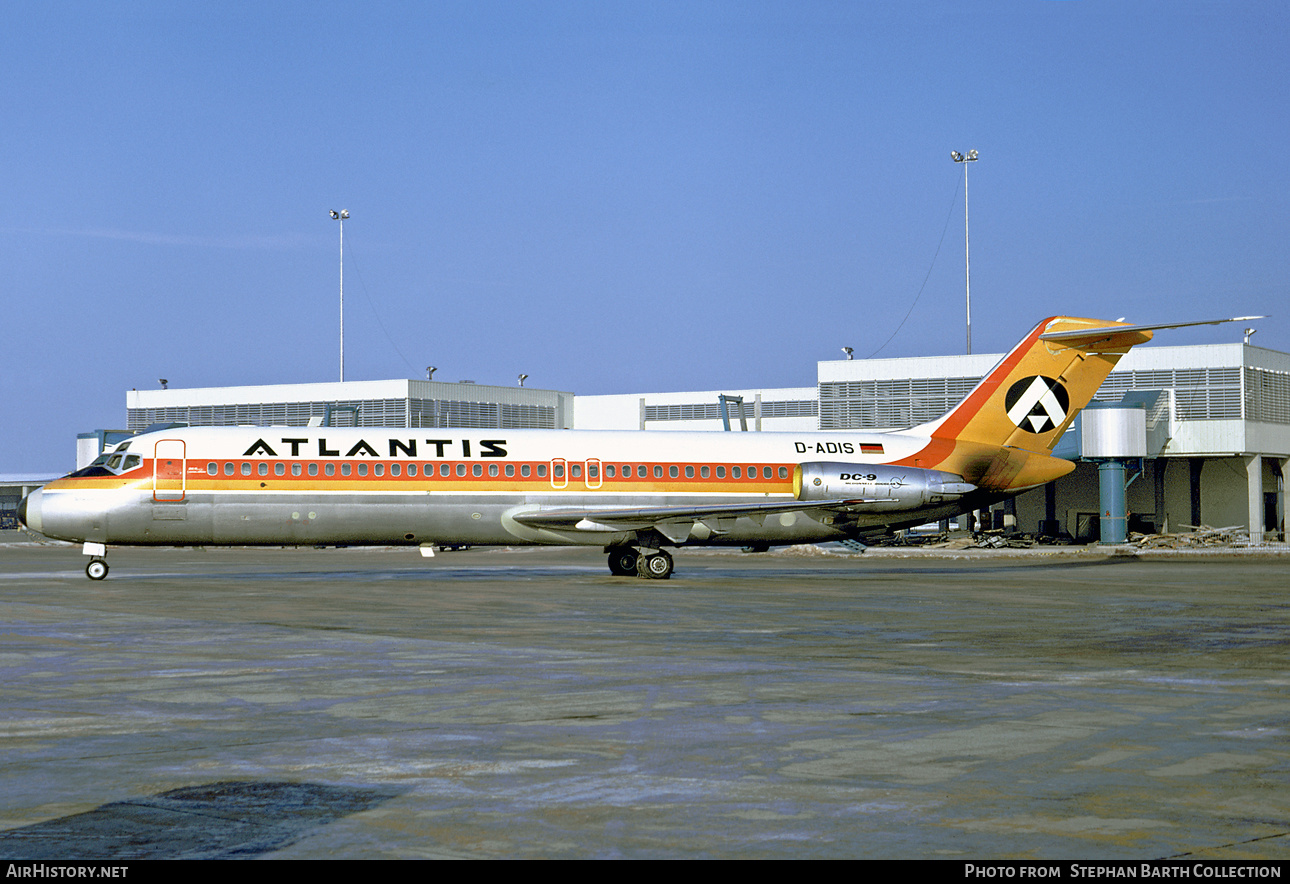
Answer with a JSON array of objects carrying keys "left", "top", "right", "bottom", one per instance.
[{"left": 4, "top": 1, "right": 1286, "bottom": 473}]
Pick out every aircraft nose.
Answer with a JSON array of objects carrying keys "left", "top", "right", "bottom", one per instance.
[{"left": 18, "top": 489, "right": 41, "bottom": 534}]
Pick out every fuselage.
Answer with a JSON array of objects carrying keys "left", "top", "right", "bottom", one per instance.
[{"left": 21, "top": 425, "right": 980, "bottom": 550}]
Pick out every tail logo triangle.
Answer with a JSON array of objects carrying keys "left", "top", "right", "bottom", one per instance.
[{"left": 1005, "top": 376, "right": 1070, "bottom": 434}]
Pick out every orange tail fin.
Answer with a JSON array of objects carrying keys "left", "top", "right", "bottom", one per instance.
[{"left": 901, "top": 317, "right": 1153, "bottom": 491}]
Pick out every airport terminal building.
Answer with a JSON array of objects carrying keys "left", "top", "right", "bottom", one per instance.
[{"left": 70, "top": 340, "right": 1290, "bottom": 545}]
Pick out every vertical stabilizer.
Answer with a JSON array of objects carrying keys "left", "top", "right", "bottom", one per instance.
[{"left": 900, "top": 317, "right": 1153, "bottom": 490}]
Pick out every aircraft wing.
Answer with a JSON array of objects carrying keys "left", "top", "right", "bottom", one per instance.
[{"left": 510, "top": 498, "right": 894, "bottom": 542}]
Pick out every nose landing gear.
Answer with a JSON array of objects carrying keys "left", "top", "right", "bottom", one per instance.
[{"left": 82, "top": 542, "right": 109, "bottom": 580}]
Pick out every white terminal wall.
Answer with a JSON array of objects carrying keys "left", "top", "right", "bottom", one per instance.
[{"left": 573, "top": 388, "right": 819, "bottom": 432}]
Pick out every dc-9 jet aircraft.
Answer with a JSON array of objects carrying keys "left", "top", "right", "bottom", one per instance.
[{"left": 20, "top": 315, "right": 1256, "bottom": 580}]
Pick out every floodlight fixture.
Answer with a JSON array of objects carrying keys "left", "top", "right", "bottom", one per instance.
[
  {"left": 518, "top": 373, "right": 529, "bottom": 387},
  {"left": 426, "top": 366, "right": 437, "bottom": 380},
  {"left": 841, "top": 347, "right": 854, "bottom": 360}
]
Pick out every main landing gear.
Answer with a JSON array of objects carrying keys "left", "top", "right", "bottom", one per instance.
[{"left": 606, "top": 547, "right": 674, "bottom": 579}]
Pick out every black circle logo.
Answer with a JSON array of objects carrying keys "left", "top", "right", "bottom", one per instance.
[{"left": 1004, "top": 376, "right": 1070, "bottom": 433}]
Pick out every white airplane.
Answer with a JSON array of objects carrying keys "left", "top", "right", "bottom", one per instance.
[{"left": 19, "top": 315, "right": 1257, "bottom": 580}]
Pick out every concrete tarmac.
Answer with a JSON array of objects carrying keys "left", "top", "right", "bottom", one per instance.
[{"left": 0, "top": 542, "right": 1287, "bottom": 859}]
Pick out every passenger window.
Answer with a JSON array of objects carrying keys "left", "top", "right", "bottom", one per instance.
[
  {"left": 748, "top": 465, "right": 757, "bottom": 478},
  {"left": 325, "top": 463, "right": 334, "bottom": 476},
  {"left": 374, "top": 464, "right": 384, "bottom": 476},
  {"left": 473, "top": 463, "right": 483, "bottom": 477},
  {"left": 488, "top": 464, "right": 498, "bottom": 477},
  {"left": 307, "top": 463, "right": 317, "bottom": 476},
  {"left": 588, "top": 464, "right": 598, "bottom": 478},
  {"left": 358, "top": 464, "right": 368, "bottom": 477},
  {"left": 505, "top": 464, "right": 514, "bottom": 477},
  {"left": 224, "top": 462, "right": 234, "bottom": 476},
  {"left": 732, "top": 466, "right": 741, "bottom": 478},
  {"left": 390, "top": 464, "right": 401, "bottom": 476},
  {"left": 554, "top": 464, "right": 565, "bottom": 478},
  {"left": 637, "top": 465, "right": 647, "bottom": 478},
  {"left": 258, "top": 463, "right": 269, "bottom": 476},
  {"left": 440, "top": 464, "right": 450, "bottom": 477},
  {"left": 457, "top": 463, "right": 467, "bottom": 477},
  {"left": 669, "top": 465, "right": 678, "bottom": 478},
  {"left": 207, "top": 462, "right": 217, "bottom": 476},
  {"left": 406, "top": 464, "right": 416, "bottom": 477},
  {"left": 291, "top": 463, "right": 302, "bottom": 476},
  {"left": 537, "top": 464, "right": 547, "bottom": 478},
  {"left": 700, "top": 466, "right": 709, "bottom": 478},
  {"left": 653, "top": 465, "right": 663, "bottom": 478},
  {"left": 274, "top": 463, "right": 286, "bottom": 476},
  {"left": 520, "top": 464, "right": 530, "bottom": 478},
  {"left": 605, "top": 465, "right": 615, "bottom": 478},
  {"left": 242, "top": 462, "right": 252, "bottom": 476},
  {"left": 717, "top": 466, "right": 726, "bottom": 478},
  {"left": 341, "top": 463, "right": 352, "bottom": 476},
  {"left": 763, "top": 467, "right": 772, "bottom": 479},
  {"left": 571, "top": 464, "right": 581, "bottom": 478},
  {"left": 685, "top": 466, "right": 694, "bottom": 478}
]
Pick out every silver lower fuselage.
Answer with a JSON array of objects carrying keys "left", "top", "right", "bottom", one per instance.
[{"left": 21, "top": 484, "right": 977, "bottom": 550}]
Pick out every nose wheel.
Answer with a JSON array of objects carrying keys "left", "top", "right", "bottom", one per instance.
[{"left": 86, "top": 558, "right": 109, "bottom": 581}]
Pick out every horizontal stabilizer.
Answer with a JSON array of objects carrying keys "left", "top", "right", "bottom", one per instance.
[{"left": 1039, "top": 316, "right": 1264, "bottom": 346}]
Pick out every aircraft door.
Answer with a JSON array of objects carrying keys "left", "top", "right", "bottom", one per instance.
[
  {"left": 585, "top": 458, "right": 602, "bottom": 489},
  {"left": 549, "top": 458, "right": 568, "bottom": 489},
  {"left": 154, "top": 440, "right": 186, "bottom": 502}
]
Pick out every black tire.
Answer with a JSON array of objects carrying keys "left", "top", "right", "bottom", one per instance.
[
  {"left": 608, "top": 549, "right": 638, "bottom": 576},
  {"left": 86, "top": 559, "right": 108, "bottom": 581},
  {"left": 643, "top": 551, "right": 673, "bottom": 580}
]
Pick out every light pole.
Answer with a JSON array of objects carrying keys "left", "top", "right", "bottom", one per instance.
[
  {"left": 950, "top": 150, "right": 977, "bottom": 354},
  {"left": 329, "top": 210, "right": 349, "bottom": 381}
]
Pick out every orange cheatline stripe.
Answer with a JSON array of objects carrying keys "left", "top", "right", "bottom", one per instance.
[{"left": 52, "top": 459, "right": 801, "bottom": 494}]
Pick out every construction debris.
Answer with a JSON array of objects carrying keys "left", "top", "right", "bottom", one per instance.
[{"left": 1130, "top": 525, "right": 1256, "bottom": 549}]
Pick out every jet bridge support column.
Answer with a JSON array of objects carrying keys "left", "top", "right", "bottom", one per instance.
[
  {"left": 1081, "top": 403, "right": 1149, "bottom": 546},
  {"left": 1098, "top": 460, "right": 1128, "bottom": 544}
]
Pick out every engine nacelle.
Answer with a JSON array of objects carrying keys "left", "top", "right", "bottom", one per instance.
[{"left": 793, "top": 462, "right": 976, "bottom": 510}]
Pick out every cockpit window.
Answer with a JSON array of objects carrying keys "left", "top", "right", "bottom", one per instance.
[{"left": 71, "top": 450, "right": 143, "bottom": 478}]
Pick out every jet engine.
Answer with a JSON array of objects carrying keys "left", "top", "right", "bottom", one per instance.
[{"left": 793, "top": 462, "right": 975, "bottom": 510}]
